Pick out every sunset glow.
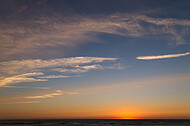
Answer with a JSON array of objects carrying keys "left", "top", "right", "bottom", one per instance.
[{"left": 0, "top": 0, "right": 190, "bottom": 120}]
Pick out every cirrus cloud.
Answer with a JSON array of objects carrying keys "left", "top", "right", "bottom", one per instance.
[
  {"left": 136, "top": 52, "right": 190, "bottom": 60},
  {"left": 1, "top": 101, "right": 39, "bottom": 104},
  {"left": 0, "top": 57, "right": 118, "bottom": 75},
  {"left": 0, "top": 57, "right": 119, "bottom": 87},
  {"left": 24, "top": 90, "right": 63, "bottom": 99},
  {"left": 0, "top": 72, "right": 47, "bottom": 87},
  {"left": 1, "top": 14, "right": 190, "bottom": 58}
]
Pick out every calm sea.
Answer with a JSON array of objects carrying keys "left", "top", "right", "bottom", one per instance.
[{"left": 0, "top": 119, "right": 189, "bottom": 126}]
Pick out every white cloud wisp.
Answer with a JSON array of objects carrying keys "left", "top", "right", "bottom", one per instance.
[
  {"left": 0, "top": 57, "right": 119, "bottom": 87},
  {"left": 0, "top": 72, "right": 47, "bottom": 87},
  {"left": 136, "top": 52, "right": 190, "bottom": 60},
  {"left": 24, "top": 90, "right": 63, "bottom": 99},
  {"left": 0, "top": 57, "right": 118, "bottom": 75}
]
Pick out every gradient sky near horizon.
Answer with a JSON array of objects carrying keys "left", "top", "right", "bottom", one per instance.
[{"left": 0, "top": 0, "right": 190, "bottom": 119}]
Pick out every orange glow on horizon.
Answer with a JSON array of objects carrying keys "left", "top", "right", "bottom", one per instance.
[
  {"left": 110, "top": 108, "right": 144, "bottom": 120},
  {"left": 114, "top": 117, "right": 140, "bottom": 119}
]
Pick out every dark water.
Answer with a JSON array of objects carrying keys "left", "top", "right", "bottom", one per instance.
[{"left": 0, "top": 119, "right": 189, "bottom": 126}]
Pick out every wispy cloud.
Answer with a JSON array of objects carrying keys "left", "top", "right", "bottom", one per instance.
[
  {"left": 52, "top": 64, "right": 102, "bottom": 73},
  {"left": 0, "top": 85, "right": 26, "bottom": 88},
  {"left": 38, "top": 75, "right": 71, "bottom": 79},
  {"left": 137, "top": 15, "right": 190, "bottom": 26},
  {"left": 77, "top": 64, "right": 102, "bottom": 70},
  {"left": 2, "top": 101, "right": 39, "bottom": 104},
  {"left": 38, "top": 75, "right": 83, "bottom": 79},
  {"left": 1, "top": 14, "right": 190, "bottom": 58},
  {"left": 51, "top": 64, "right": 123, "bottom": 74},
  {"left": 24, "top": 90, "right": 63, "bottom": 99},
  {"left": 0, "top": 57, "right": 118, "bottom": 75},
  {"left": 15, "top": 101, "right": 39, "bottom": 104},
  {"left": 67, "top": 92, "right": 79, "bottom": 95},
  {"left": 52, "top": 68, "right": 88, "bottom": 73},
  {"left": 0, "top": 72, "right": 47, "bottom": 87},
  {"left": 136, "top": 52, "right": 190, "bottom": 60},
  {"left": 2, "top": 90, "right": 79, "bottom": 104},
  {"left": 0, "top": 57, "right": 119, "bottom": 87},
  {"left": 24, "top": 90, "right": 80, "bottom": 99}
]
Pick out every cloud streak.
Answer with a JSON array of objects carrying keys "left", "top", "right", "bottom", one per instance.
[
  {"left": 2, "top": 101, "right": 39, "bottom": 104},
  {"left": 38, "top": 75, "right": 71, "bottom": 79},
  {"left": 136, "top": 52, "right": 190, "bottom": 60},
  {"left": 24, "top": 90, "right": 63, "bottom": 99},
  {"left": 67, "top": 92, "right": 79, "bottom": 95},
  {"left": 51, "top": 64, "right": 123, "bottom": 74},
  {"left": 2, "top": 90, "right": 79, "bottom": 104},
  {"left": 52, "top": 64, "right": 103, "bottom": 73},
  {"left": 0, "top": 57, "right": 119, "bottom": 87},
  {"left": 0, "top": 72, "right": 47, "bottom": 87},
  {"left": 0, "top": 57, "right": 118, "bottom": 75},
  {"left": 52, "top": 68, "right": 89, "bottom": 73}
]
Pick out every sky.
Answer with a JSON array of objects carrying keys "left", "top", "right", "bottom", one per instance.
[{"left": 0, "top": 0, "right": 190, "bottom": 119}]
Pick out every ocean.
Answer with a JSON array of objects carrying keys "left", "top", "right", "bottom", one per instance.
[{"left": 0, "top": 119, "right": 189, "bottom": 126}]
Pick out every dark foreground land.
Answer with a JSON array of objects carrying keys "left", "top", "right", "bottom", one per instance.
[{"left": 0, "top": 119, "right": 189, "bottom": 126}]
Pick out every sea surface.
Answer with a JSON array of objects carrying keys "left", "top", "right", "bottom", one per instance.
[{"left": 0, "top": 119, "right": 189, "bottom": 126}]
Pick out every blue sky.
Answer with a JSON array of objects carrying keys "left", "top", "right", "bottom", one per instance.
[{"left": 0, "top": 0, "right": 190, "bottom": 119}]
